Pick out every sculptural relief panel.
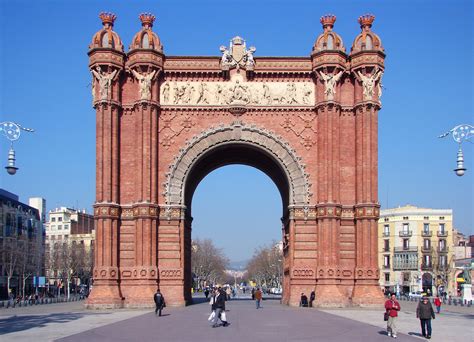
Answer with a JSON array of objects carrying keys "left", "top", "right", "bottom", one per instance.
[{"left": 160, "top": 80, "right": 315, "bottom": 106}]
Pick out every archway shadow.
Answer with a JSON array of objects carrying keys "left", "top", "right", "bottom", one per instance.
[{"left": 0, "top": 312, "right": 109, "bottom": 335}]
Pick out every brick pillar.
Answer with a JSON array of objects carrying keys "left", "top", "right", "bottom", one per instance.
[
  {"left": 352, "top": 102, "right": 384, "bottom": 305},
  {"left": 87, "top": 100, "right": 123, "bottom": 308}
]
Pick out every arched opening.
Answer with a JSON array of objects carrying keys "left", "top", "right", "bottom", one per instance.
[{"left": 182, "top": 143, "right": 290, "bottom": 303}]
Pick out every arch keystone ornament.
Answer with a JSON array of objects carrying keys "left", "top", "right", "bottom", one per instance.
[{"left": 86, "top": 12, "right": 386, "bottom": 309}]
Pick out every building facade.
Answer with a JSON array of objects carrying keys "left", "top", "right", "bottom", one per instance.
[
  {"left": 0, "top": 189, "right": 43, "bottom": 299},
  {"left": 45, "top": 207, "right": 95, "bottom": 289},
  {"left": 87, "top": 12, "right": 386, "bottom": 308},
  {"left": 378, "top": 205, "right": 455, "bottom": 296}
]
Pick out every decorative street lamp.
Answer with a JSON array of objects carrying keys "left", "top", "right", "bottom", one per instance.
[
  {"left": 439, "top": 124, "right": 474, "bottom": 176},
  {"left": 0, "top": 121, "right": 34, "bottom": 175}
]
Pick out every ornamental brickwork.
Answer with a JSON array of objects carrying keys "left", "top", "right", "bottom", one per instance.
[{"left": 86, "top": 12, "right": 386, "bottom": 308}]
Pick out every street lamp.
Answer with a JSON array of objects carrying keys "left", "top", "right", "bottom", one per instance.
[
  {"left": 439, "top": 124, "right": 473, "bottom": 176},
  {"left": 0, "top": 121, "right": 34, "bottom": 175}
]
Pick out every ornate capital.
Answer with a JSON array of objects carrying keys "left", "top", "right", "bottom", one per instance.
[
  {"left": 158, "top": 205, "right": 186, "bottom": 221},
  {"left": 94, "top": 266, "right": 119, "bottom": 280},
  {"left": 317, "top": 266, "right": 354, "bottom": 279},
  {"left": 132, "top": 203, "right": 159, "bottom": 219},
  {"left": 94, "top": 203, "right": 121, "bottom": 219},
  {"left": 120, "top": 266, "right": 158, "bottom": 280},
  {"left": 354, "top": 204, "right": 380, "bottom": 219},
  {"left": 316, "top": 204, "right": 342, "bottom": 219},
  {"left": 292, "top": 267, "right": 315, "bottom": 279},
  {"left": 354, "top": 267, "right": 379, "bottom": 280},
  {"left": 159, "top": 268, "right": 182, "bottom": 280}
]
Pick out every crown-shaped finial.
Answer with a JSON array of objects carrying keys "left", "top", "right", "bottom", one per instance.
[
  {"left": 320, "top": 14, "right": 336, "bottom": 30},
  {"left": 139, "top": 13, "right": 156, "bottom": 27},
  {"left": 358, "top": 14, "right": 375, "bottom": 30},
  {"left": 99, "top": 12, "right": 116, "bottom": 27}
]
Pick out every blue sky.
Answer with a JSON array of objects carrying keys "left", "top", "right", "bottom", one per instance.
[{"left": 0, "top": 0, "right": 472, "bottom": 262}]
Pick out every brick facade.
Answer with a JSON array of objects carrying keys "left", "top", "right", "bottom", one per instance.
[{"left": 86, "top": 12, "right": 385, "bottom": 308}]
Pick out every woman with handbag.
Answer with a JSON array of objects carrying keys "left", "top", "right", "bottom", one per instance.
[{"left": 384, "top": 293, "right": 401, "bottom": 338}]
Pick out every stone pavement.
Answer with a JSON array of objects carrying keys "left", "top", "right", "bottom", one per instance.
[{"left": 0, "top": 296, "right": 471, "bottom": 342}]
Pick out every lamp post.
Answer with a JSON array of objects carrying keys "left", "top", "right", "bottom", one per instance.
[
  {"left": 439, "top": 124, "right": 473, "bottom": 176},
  {"left": 0, "top": 121, "right": 34, "bottom": 175}
]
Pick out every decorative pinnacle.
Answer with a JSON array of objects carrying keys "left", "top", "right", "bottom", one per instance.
[
  {"left": 139, "top": 13, "right": 156, "bottom": 28},
  {"left": 320, "top": 14, "right": 336, "bottom": 30},
  {"left": 99, "top": 12, "right": 117, "bottom": 27},
  {"left": 358, "top": 14, "right": 375, "bottom": 30}
]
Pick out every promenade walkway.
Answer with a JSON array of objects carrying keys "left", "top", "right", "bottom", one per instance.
[{"left": 0, "top": 295, "right": 471, "bottom": 341}]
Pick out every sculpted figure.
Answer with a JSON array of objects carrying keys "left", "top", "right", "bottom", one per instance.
[
  {"left": 215, "top": 84, "right": 224, "bottom": 104},
  {"left": 132, "top": 69, "right": 157, "bottom": 100},
  {"left": 230, "top": 80, "right": 249, "bottom": 103},
  {"left": 286, "top": 83, "right": 298, "bottom": 104},
  {"left": 357, "top": 68, "right": 382, "bottom": 100},
  {"left": 172, "top": 82, "right": 180, "bottom": 104},
  {"left": 196, "top": 82, "right": 210, "bottom": 104},
  {"left": 377, "top": 72, "right": 384, "bottom": 100},
  {"left": 219, "top": 45, "right": 235, "bottom": 67},
  {"left": 262, "top": 82, "right": 271, "bottom": 105},
  {"left": 318, "top": 70, "right": 343, "bottom": 101},
  {"left": 162, "top": 82, "right": 170, "bottom": 103},
  {"left": 302, "top": 83, "right": 313, "bottom": 104},
  {"left": 182, "top": 82, "right": 194, "bottom": 104},
  {"left": 244, "top": 46, "right": 256, "bottom": 67},
  {"left": 91, "top": 66, "right": 118, "bottom": 100}
]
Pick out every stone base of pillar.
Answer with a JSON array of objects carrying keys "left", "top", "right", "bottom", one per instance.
[
  {"left": 351, "top": 283, "right": 385, "bottom": 307},
  {"left": 85, "top": 284, "right": 123, "bottom": 309},
  {"left": 314, "top": 284, "right": 351, "bottom": 307},
  {"left": 159, "top": 282, "right": 187, "bottom": 307},
  {"left": 122, "top": 282, "right": 157, "bottom": 308}
]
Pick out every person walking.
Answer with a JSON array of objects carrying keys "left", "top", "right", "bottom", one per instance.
[
  {"left": 385, "top": 293, "right": 401, "bottom": 338},
  {"left": 433, "top": 296, "right": 442, "bottom": 314},
  {"left": 416, "top": 296, "right": 435, "bottom": 339},
  {"left": 309, "top": 290, "right": 315, "bottom": 307},
  {"left": 255, "top": 287, "right": 263, "bottom": 309},
  {"left": 204, "top": 288, "right": 209, "bottom": 299},
  {"left": 251, "top": 287, "right": 255, "bottom": 300},
  {"left": 211, "top": 288, "right": 229, "bottom": 328},
  {"left": 153, "top": 288, "right": 166, "bottom": 316},
  {"left": 300, "top": 293, "right": 309, "bottom": 307}
]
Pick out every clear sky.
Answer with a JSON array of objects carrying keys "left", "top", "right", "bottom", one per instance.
[{"left": 1, "top": 0, "right": 472, "bottom": 262}]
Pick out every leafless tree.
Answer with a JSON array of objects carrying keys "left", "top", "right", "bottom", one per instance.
[
  {"left": 17, "top": 236, "right": 42, "bottom": 298},
  {"left": 246, "top": 241, "right": 283, "bottom": 289},
  {"left": 191, "top": 239, "right": 229, "bottom": 288},
  {"left": 2, "top": 237, "right": 21, "bottom": 297}
]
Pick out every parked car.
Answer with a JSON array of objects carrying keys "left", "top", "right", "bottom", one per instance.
[{"left": 408, "top": 291, "right": 424, "bottom": 299}]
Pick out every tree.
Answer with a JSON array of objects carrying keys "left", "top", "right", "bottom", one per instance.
[
  {"left": 2, "top": 237, "right": 21, "bottom": 297},
  {"left": 17, "top": 236, "right": 42, "bottom": 298},
  {"left": 191, "top": 239, "right": 229, "bottom": 288},
  {"left": 246, "top": 241, "right": 283, "bottom": 289}
]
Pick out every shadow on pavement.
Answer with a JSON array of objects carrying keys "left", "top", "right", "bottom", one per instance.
[
  {"left": 0, "top": 312, "right": 109, "bottom": 335},
  {"left": 408, "top": 332, "right": 424, "bottom": 337}
]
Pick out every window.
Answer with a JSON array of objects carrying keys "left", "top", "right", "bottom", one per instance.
[
  {"left": 384, "top": 224, "right": 390, "bottom": 234},
  {"left": 439, "top": 239, "right": 446, "bottom": 250},
  {"left": 424, "top": 239, "right": 430, "bottom": 249},
  {"left": 384, "top": 239, "right": 390, "bottom": 251},
  {"left": 423, "top": 255, "right": 431, "bottom": 265},
  {"left": 384, "top": 255, "right": 390, "bottom": 267},
  {"left": 403, "top": 272, "right": 410, "bottom": 282},
  {"left": 384, "top": 273, "right": 390, "bottom": 282},
  {"left": 402, "top": 223, "right": 409, "bottom": 233},
  {"left": 51, "top": 217, "right": 56, "bottom": 222},
  {"left": 58, "top": 217, "right": 62, "bottom": 222},
  {"left": 439, "top": 255, "right": 447, "bottom": 267},
  {"left": 64, "top": 224, "right": 69, "bottom": 230},
  {"left": 439, "top": 223, "right": 445, "bottom": 233},
  {"left": 403, "top": 239, "right": 409, "bottom": 249},
  {"left": 58, "top": 225, "right": 62, "bottom": 230},
  {"left": 423, "top": 223, "right": 430, "bottom": 233}
]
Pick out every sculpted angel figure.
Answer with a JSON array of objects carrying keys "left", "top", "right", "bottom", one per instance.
[
  {"left": 318, "top": 70, "right": 343, "bottom": 101},
  {"left": 162, "top": 82, "right": 170, "bottom": 103},
  {"left": 219, "top": 45, "right": 234, "bottom": 67},
  {"left": 132, "top": 69, "right": 157, "bottom": 100},
  {"left": 244, "top": 46, "right": 256, "bottom": 67},
  {"left": 91, "top": 66, "right": 118, "bottom": 100},
  {"left": 357, "top": 68, "right": 382, "bottom": 101}
]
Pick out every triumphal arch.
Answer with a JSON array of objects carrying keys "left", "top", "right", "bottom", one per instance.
[{"left": 86, "top": 12, "right": 386, "bottom": 308}]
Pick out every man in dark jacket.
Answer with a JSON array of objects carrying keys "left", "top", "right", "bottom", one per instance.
[
  {"left": 154, "top": 289, "right": 165, "bottom": 316},
  {"left": 416, "top": 296, "right": 435, "bottom": 339},
  {"left": 211, "top": 288, "right": 229, "bottom": 328}
]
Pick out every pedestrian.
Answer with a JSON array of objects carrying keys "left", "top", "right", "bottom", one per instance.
[
  {"left": 251, "top": 287, "right": 255, "bottom": 300},
  {"left": 385, "top": 293, "right": 401, "bottom": 338},
  {"left": 416, "top": 296, "right": 435, "bottom": 339},
  {"left": 309, "top": 290, "right": 315, "bottom": 307},
  {"left": 433, "top": 296, "right": 442, "bottom": 314},
  {"left": 300, "top": 293, "right": 309, "bottom": 307},
  {"left": 255, "top": 287, "right": 263, "bottom": 309},
  {"left": 153, "top": 288, "right": 166, "bottom": 316},
  {"left": 204, "top": 288, "right": 209, "bottom": 299},
  {"left": 226, "top": 286, "right": 232, "bottom": 300},
  {"left": 211, "top": 287, "right": 229, "bottom": 328}
]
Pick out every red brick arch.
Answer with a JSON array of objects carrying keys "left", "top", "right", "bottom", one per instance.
[{"left": 86, "top": 13, "right": 385, "bottom": 308}]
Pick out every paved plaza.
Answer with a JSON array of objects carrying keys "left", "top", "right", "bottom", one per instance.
[{"left": 0, "top": 295, "right": 472, "bottom": 341}]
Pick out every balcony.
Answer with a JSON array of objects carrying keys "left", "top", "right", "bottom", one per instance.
[
  {"left": 421, "top": 246, "right": 432, "bottom": 253},
  {"left": 399, "top": 230, "right": 412, "bottom": 237},
  {"left": 421, "top": 263, "right": 433, "bottom": 270},
  {"left": 394, "top": 246, "right": 418, "bottom": 253},
  {"left": 438, "top": 247, "right": 449, "bottom": 253},
  {"left": 421, "top": 230, "right": 432, "bottom": 237},
  {"left": 382, "top": 231, "right": 390, "bottom": 237},
  {"left": 437, "top": 231, "right": 448, "bottom": 237}
]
